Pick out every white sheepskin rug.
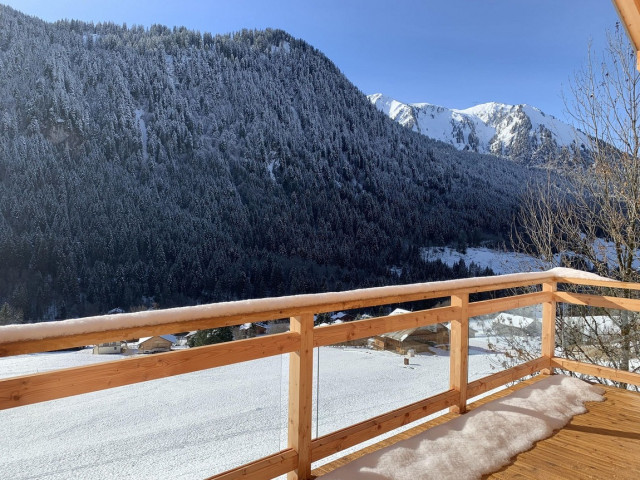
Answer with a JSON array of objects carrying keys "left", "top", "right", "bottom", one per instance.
[{"left": 319, "top": 375, "right": 604, "bottom": 480}]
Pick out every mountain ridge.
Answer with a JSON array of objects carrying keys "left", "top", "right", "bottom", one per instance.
[{"left": 369, "top": 93, "right": 590, "bottom": 164}]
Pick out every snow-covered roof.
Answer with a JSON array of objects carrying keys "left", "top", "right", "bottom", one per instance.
[
  {"left": 381, "top": 309, "right": 442, "bottom": 341},
  {"left": 380, "top": 324, "right": 444, "bottom": 342},
  {"left": 380, "top": 329, "right": 417, "bottom": 342},
  {"left": 492, "top": 313, "right": 540, "bottom": 330}
]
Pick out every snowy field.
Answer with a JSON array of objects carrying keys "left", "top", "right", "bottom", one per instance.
[
  {"left": 422, "top": 246, "right": 545, "bottom": 274},
  {"left": 0, "top": 339, "right": 510, "bottom": 479},
  {"left": 423, "top": 243, "right": 640, "bottom": 275}
]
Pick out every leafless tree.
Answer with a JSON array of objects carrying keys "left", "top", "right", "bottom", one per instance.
[{"left": 511, "top": 28, "right": 640, "bottom": 387}]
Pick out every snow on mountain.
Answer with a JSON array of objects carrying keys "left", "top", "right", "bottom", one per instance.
[{"left": 368, "top": 93, "right": 591, "bottom": 164}]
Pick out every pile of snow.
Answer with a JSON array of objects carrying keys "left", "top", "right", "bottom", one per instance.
[{"left": 319, "top": 375, "right": 604, "bottom": 480}]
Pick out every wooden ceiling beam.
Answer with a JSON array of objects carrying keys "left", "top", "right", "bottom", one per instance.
[{"left": 612, "top": 0, "right": 640, "bottom": 70}]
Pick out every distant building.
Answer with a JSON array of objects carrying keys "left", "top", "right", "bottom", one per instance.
[
  {"left": 137, "top": 335, "right": 176, "bottom": 354},
  {"left": 93, "top": 342, "right": 123, "bottom": 354},
  {"left": 372, "top": 308, "right": 452, "bottom": 355},
  {"left": 330, "top": 312, "right": 355, "bottom": 323},
  {"left": 237, "top": 322, "right": 270, "bottom": 339}
]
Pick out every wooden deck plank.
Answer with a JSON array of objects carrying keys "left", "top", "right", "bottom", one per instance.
[
  {"left": 489, "top": 384, "right": 640, "bottom": 480},
  {"left": 311, "top": 377, "right": 640, "bottom": 480}
]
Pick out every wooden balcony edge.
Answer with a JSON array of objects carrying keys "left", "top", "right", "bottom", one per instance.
[
  {"left": 550, "top": 357, "right": 640, "bottom": 386},
  {"left": 554, "top": 291, "right": 640, "bottom": 312},
  {"left": 467, "top": 357, "right": 550, "bottom": 399},
  {"left": 206, "top": 449, "right": 297, "bottom": 480},
  {"left": 310, "top": 389, "right": 459, "bottom": 462},
  {"left": 555, "top": 276, "right": 640, "bottom": 290},
  {"left": 0, "top": 271, "right": 559, "bottom": 353}
]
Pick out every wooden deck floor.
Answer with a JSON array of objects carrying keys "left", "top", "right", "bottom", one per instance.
[{"left": 311, "top": 375, "right": 640, "bottom": 479}]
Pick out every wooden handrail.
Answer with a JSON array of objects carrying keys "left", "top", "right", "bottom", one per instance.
[
  {"left": 0, "top": 270, "right": 557, "bottom": 356},
  {"left": 0, "top": 332, "right": 299, "bottom": 410},
  {"left": 549, "top": 358, "right": 640, "bottom": 387},
  {"left": 554, "top": 291, "right": 640, "bottom": 312},
  {"left": 554, "top": 276, "right": 640, "bottom": 290},
  {"left": 2, "top": 269, "right": 638, "bottom": 480},
  {"left": 309, "top": 389, "right": 459, "bottom": 462},
  {"left": 205, "top": 449, "right": 298, "bottom": 480},
  {"left": 313, "top": 305, "right": 458, "bottom": 347}
]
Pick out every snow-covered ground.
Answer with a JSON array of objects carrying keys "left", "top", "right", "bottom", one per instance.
[
  {"left": 424, "top": 242, "right": 640, "bottom": 276},
  {"left": 422, "top": 246, "right": 545, "bottom": 274},
  {"left": 0, "top": 341, "right": 510, "bottom": 479}
]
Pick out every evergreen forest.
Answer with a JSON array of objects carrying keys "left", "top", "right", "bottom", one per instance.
[{"left": 0, "top": 6, "right": 536, "bottom": 322}]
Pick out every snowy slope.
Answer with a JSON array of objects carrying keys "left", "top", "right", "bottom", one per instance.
[
  {"left": 0, "top": 346, "right": 502, "bottom": 479},
  {"left": 422, "top": 247, "right": 548, "bottom": 275},
  {"left": 369, "top": 93, "right": 590, "bottom": 164}
]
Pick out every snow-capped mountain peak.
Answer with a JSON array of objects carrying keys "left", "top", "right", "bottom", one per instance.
[{"left": 368, "top": 94, "right": 590, "bottom": 164}]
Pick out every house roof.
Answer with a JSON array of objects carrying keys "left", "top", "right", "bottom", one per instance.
[
  {"left": 380, "top": 308, "right": 440, "bottom": 341},
  {"left": 137, "top": 334, "right": 176, "bottom": 344}
]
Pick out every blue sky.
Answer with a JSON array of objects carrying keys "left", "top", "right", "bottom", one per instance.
[{"left": 3, "top": 1, "right": 620, "bottom": 122}]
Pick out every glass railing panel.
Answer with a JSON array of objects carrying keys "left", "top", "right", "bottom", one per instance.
[
  {"left": 0, "top": 349, "right": 288, "bottom": 479},
  {"left": 556, "top": 304, "right": 639, "bottom": 390},
  {"left": 469, "top": 305, "right": 543, "bottom": 387},
  {"left": 311, "top": 316, "right": 451, "bottom": 469}
]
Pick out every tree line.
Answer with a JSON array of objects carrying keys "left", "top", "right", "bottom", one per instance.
[{"left": 0, "top": 6, "right": 532, "bottom": 322}]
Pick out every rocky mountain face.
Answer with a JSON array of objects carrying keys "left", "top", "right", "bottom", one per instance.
[
  {"left": 369, "top": 93, "right": 590, "bottom": 165},
  {"left": 0, "top": 5, "right": 532, "bottom": 321}
]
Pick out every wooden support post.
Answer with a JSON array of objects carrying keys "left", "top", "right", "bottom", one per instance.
[
  {"left": 287, "top": 314, "right": 314, "bottom": 480},
  {"left": 449, "top": 293, "right": 469, "bottom": 414},
  {"left": 541, "top": 281, "right": 557, "bottom": 375}
]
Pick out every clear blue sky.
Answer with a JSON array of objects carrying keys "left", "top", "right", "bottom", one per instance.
[{"left": 3, "top": 0, "right": 620, "bottom": 122}]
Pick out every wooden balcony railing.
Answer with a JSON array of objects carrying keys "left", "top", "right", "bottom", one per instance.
[{"left": 1, "top": 268, "right": 640, "bottom": 480}]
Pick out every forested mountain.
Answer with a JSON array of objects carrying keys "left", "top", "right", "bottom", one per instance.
[
  {"left": 0, "top": 5, "right": 532, "bottom": 322},
  {"left": 369, "top": 93, "right": 590, "bottom": 165}
]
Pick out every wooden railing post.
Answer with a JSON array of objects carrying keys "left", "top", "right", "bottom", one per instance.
[
  {"left": 287, "top": 313, "right": 314, "bottom": 480},
  {"left": 449, "top": 293, "right": 469, "bottom": 413},
  {"left": 541, "top": 281, "right": 557, "bottom": 375}
]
